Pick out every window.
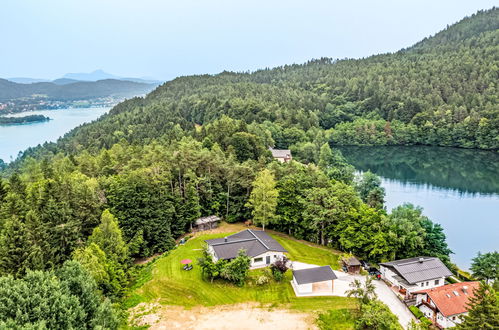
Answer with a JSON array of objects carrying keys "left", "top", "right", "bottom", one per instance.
[
  {"left": 426, "top": 281, "right": 429, "bottom": 286},
  {"left": 253, "top": 257, "right": 263, "bottom": 263},
  {"left": 435, "top": 279, "right": 440, "bottom": 285}
]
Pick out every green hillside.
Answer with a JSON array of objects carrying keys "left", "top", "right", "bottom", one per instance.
[{"left": 23, "top": 7, "right": 494, "bottom": 156}]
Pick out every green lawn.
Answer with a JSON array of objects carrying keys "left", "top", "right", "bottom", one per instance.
[{"left": 125, "top": 227, "right": 357, "bottom": 328}]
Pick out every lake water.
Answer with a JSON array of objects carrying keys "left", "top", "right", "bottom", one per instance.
[
  {"left": 339, "top": 146, "right": 499, "bottom": 270},
  {"left": 0, "top": 107, "right": 110, "bottom": 162}
]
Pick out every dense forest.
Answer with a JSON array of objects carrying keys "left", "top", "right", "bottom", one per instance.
[{"left": 0, "top": 8, "right": 497, "bottom": 328}]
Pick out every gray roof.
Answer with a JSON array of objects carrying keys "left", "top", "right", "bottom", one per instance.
[
  {"left": 205, "top": 229, "right": 287, "bottom": 260},
  {"left": 194, "top": 215, "right": 221, "bottom": 226},
  {"left": 269, "top": 148, "right": 292, "bottom": 159},
  {"left": 344, "top": 256, "right": 361, "bottom": 266},
  {"left": 293, "top": 266, "right": 337, "bottom": 285},
  {"left": 380, "top": 257, "right": 453, "bottom": 284}
]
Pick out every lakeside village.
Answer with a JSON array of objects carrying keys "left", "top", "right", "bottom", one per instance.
[
  {"left": 0, "top": 95, "right": 121, "bottom": 114},
  {"left": 132, "top": 148, "right": 485, "bottom": 330}
]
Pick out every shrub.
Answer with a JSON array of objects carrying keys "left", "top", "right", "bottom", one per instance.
[
  {"left": 272, "top": 269, "right": 284, "bottom": 282},
  {"left": 410, "top": 306, "right": 424, "bottom": 319},
  {"left": 270, "top": 256, "right": 288, "bottom": 282},
  {"left": 256, "top": 275, "right": 270, "bottom": 286}
]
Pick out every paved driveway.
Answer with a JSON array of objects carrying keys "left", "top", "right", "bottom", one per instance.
[{"left": 290, "top": 262, "right": 415, "bottom": 329}]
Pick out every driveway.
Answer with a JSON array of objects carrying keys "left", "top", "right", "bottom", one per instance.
[{"left": 290, "top": 262, "right": 415, "bottom": 329}]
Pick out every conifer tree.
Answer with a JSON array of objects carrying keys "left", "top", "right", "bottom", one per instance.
[{"left": 458, "top": 282, "right": 499, "bottom": 329}]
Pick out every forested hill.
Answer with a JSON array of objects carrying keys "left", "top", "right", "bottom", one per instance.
[
  {"left": 14, "top": 7, "right": 499, "bottom": 163},
  {"left": 0, "top": 78, "right": 156, "bottom": 101}
]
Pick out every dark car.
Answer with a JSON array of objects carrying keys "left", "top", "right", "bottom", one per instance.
[{"left": 368, "top": 267, "right": 381, "bottom": 276}]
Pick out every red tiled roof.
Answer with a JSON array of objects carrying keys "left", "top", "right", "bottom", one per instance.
[{"left": 414, "top": 282, "right": 480, "bottom": 317}]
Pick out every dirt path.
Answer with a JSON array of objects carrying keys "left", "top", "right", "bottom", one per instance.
[{"left": 130, "top": 303, "right": 318, "bottom": 329}]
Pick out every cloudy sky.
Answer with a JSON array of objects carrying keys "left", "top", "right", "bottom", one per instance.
[{"left": 1, "top": 0, "right": 496, "bottom": 81}]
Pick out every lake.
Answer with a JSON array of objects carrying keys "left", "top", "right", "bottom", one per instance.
[
  {"left": 0, "top": 107, "right": 110, "bottom": 162},
  {"left": 339, "top": 146, "right": 499, "bottom": 270}
]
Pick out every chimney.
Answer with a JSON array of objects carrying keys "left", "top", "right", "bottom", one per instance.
[
  {"left": 419, "top": 257, "right": 424, "bottom": 263},
  {"left": 224, "top": 237, "right": 228, "bottom": 242},
  {"left": 462, "top": 285, "right": 468, "bottom": 294}
]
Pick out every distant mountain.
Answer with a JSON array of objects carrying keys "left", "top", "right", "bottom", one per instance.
[
  {"left": 0, "top": 78, "right": 157, "bottom": 101},
  {"left": 52, "top": 78, "right": 81, "bottom": 85},
  {"left": 63, "top": 69, "right": 119, "bottom": 81},
  {"left": 7, "top": 77, "right": 50, "bottom": 84},
  {"left": 62, "top": 70, "right": 162, "bottom": 84}
]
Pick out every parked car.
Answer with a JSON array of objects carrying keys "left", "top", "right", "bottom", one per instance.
[
  {"left": 368, "top": 267, "right": 381, "bottom": 276},
  {"left": 359, "top": 260, "right": 370, "bottom": 270}
]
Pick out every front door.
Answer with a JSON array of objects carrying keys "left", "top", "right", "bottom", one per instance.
[{"left": 266, "top": 256, "right": 271, "bottom": 264}]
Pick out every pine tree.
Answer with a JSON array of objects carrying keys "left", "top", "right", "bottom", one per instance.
[
  {"left": 458, "top": 282, "right": 499, "bottom": 329},
  {"left": 246, "top": 169, "right": 278, "bottom": 231},
  {"left": 0, "top": 216, "right": 31, "bottom": 277}
]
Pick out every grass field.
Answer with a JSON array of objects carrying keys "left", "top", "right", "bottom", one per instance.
[{"left": 125, "top": 223, "right": 356, "bottom": 328}]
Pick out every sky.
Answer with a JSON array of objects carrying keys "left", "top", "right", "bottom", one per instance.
[{"left": 1, "top": 0, "right": 496, "bottom": 81}]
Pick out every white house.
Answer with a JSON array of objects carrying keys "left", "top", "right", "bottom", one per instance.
[
  {"left": 292, "top": 266, "right": 337, "bottom": 296},
  {"left": 205, "top": 229, "right": 287, "bottom": 269},
  {"left": 380, "top": 257, "right": 453, "bottom": 299},
  {"left": 414, "top": 281, "right": 480, "bottom": 328}
]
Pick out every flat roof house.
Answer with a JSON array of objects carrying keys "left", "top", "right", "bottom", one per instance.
[
  {"left": 414, "top": 281, "right": 480, "bottom": 328},
  {"left": 269, "top": 147, "right": 292, "bottom": 163},
  {"left": 380, "top": 257, "right": 453, "bottom": 300},
  {"left": 205, "top": 229, "right": 287, "bottom": 269},
  {"left": 292, "top": 266, "right": 337, "bottom": 296}
]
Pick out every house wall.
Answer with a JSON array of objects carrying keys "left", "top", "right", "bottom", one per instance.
[
  {"left": 381, "top": 265, "right": 445, "bottom": 293},
  {"left": 412, "top": 277, "right": 445, "bottom": 292},
  {"left": 312, "top": 280, "right": 333, "bottom": 293},
  {"left": 380, "top": 266, "right": 399, "bottom": 284},
  {"left": 293, "top": 277, "right": 313, "bottom": 294},
  {"left": 207, "top": 245, "right": 218, "bottom": 262},
  {"left": 419, "top": 303, "right": 435, "bottom": 321},
  {"left": 438, "top": 312, "right": 465, "bottom": 328},
  {"left": 250, "top": 251, "right": 285, "bottom": 269}
]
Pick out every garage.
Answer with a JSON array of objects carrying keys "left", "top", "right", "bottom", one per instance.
[{"left": 292, "top": 266, "right": 337, "bottom": 296}]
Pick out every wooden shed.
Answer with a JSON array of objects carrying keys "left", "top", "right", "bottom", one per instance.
[
  {"left": 192, "top": 215, "right": 221, "bottom": 232},
  {"left": 343, "top": 256, "right": 361, "bottom": 274}
]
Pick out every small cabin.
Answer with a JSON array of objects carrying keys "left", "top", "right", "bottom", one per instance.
[
  {"left": 269, "top": 147, "right": 292, "bottom": 163},
  {"left": 192, "top": 215, "right": 220, "bottom": 232},
  {"left": 343, "top": 256, "right": 361, "bottom": 274}
]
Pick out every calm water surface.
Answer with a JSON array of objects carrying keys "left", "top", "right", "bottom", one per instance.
[
  {"left": 0, "top": 107, "right": 110, "bottom": 162},
  {"left": 339, "top": 146, "right": 499, "bottom": 269}
]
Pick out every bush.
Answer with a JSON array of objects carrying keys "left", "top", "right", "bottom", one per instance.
[
  {"left": 410, "top": 306, "right": 424, "bottom": 319},
  {"left": 270, "top": 256, "right": 288, "bottom": 282},
  {"left": 272, "top": 269, "right": 284, "bottom": 282},
  {"left": 256, "top": 275, "right": 270, "bottom": 286}
]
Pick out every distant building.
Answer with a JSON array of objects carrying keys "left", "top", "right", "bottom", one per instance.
[
  {"left": 269, "top": 147, "right": 292, "bottom": 163},
  {"left": 380, "top": 257, "right": 453, "bottom": 299},
  {"left": 414, "top": 281, "right": 480, "bottom": 328},
  {"left": 205, "top": 229, "right": 287, "bottom": 269},
  {"left": 192, "top": 215, "right": 220, "bottom": 232}
]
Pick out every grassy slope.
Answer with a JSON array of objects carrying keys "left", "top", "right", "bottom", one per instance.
[{"left": 125, "top": 224, "right": 356, "bottom": 327}]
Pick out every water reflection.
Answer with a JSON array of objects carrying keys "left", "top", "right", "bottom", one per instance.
[{"left": 338, "top": 146, "right": 499, "bottom": 196}]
